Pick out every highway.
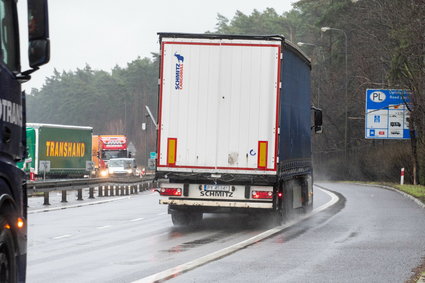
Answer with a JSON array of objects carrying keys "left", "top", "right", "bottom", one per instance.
[{"left": 27, "top": 183, "right": 425, "bottom": 282}]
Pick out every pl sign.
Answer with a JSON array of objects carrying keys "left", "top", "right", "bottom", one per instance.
[{"left": 365, "top": 89, "right": 411, "bottom": 139}]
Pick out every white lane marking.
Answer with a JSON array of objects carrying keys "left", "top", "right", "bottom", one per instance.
[
  {"left": 96, "top": 225, "right": 111, "bottom": 229},
  {"left": 130, "top": 218, "right": 144, "bottom": 222},
  {"left": 29, "top": 197, "right": 131, "bottom": 214},
  {"left": 157, "top": 212, "right": 166, "bottom": 216},
  {"left": 315, "top": 187, "right": 339, "bottom": 212},
  {"left": 53, "top": 234, "right": 72, "bottom": 240},
  {"left": 132, "top": 186, "right": 339, "bottom": 283}
]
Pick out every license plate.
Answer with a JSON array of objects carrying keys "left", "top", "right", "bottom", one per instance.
[{"left": 203, "top": 185, "right": 231, "bottom": 192}]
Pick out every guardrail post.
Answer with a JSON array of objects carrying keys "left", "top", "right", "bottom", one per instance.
[
  {"left": 125, "top": 186, "right": 130, "bottom": 195},
  {"left": 43, "top": 192, "right": 50, "bottom": 205},
  {"left": 61, "top": 190, "right": 67, "bottom": 203},
  {"left": 110, "top": 185, "right": 115, "bottom": 196},
  {"left": 77, "top": 189, "right": 83, "bottom": 201},
  {"left": 98, "top": 186, "right": 103, "bottom": 197},
  {"left": 89, "top": 187, "right": 95, "bottom": 199},
  {"left": 104, "top": 186, "right": 109, "bottom": 197}
]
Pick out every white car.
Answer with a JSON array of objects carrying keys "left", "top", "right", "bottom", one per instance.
[{"left": 107, "top": 158, "right": 138, "bottom": 177}]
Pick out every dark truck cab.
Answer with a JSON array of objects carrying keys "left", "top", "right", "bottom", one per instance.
[{"left": 0, "top": 0, "right": 49, "bottom": 281}]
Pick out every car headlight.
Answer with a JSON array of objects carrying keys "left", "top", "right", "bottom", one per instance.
[{"left": 100, "top": 170, "right": 109, "bottom": 177}]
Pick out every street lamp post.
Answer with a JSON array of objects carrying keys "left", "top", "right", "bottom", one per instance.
[
  {"left": 142, "top": 120, "right": 148, "bottom": 168},
  {"left": 321, "top": 26, "right": 349, "bottom": 166}
]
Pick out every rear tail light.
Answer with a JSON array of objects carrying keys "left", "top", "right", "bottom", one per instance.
[
  {"left": 252, "top": 190, "right": 273, "bottom": 199},
  {"left": 159, "top": 188, "right": 182, "bottom": 196}
]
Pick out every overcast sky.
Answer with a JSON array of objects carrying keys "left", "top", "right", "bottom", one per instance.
[{"left": 18, "top": 0, "right": 295, "bottom": 91}]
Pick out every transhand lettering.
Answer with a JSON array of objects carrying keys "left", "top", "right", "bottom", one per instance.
[
  {"left": 200, "top": 191, "right": 234, "bottom": 197},
  {"left": 0, "top": 99, "right": 23, "bottom": 127},
  {"left": 45, "top": 141, "right": 86, "bottom": 157}
]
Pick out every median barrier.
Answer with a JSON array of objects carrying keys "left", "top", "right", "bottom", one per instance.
[{"left": 27, "top": 176, "right": 156, "bottom": 206}]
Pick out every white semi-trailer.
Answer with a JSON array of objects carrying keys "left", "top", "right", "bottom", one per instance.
[{"left": 155, "top": 33, "right": 322, "bottom": 226}]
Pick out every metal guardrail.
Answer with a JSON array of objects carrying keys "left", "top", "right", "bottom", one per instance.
[{"left": 27, "top": 175, "right": 157, "bottom": 205}]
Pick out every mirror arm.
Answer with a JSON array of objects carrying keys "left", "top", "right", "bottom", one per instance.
[
  {"left": 21, "top": 66, "right": 40, "bottom": 76},
  {"left": 15, "top": 67, "right": 39, "bottom": 83},
  {"left": 15, "top": 67, "right": 40, "bottom": 83}
]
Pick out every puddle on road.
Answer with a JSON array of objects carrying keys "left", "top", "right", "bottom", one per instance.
[{"left": 163, "top": 235, "right": 222, "bottom": 254}]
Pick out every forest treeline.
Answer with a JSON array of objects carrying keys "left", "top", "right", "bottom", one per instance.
[{"left": 28, "top": 0, "right": 425, "bottom": 183}]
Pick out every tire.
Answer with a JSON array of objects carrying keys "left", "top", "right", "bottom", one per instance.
[
  {"left": 0, "top": 216, "right": 17, "bottom": 283},
  {"left": 190, "top": 213, "right": 203, "bottom": 226},
  {"left": 274, "top": 183, "right": 288, "bottom": 226},
  {"left": 171, "top": 212, "right": 203, "bottom": 226},
  {"left": 304, "top": 199, "right": 313, "bottom": 214},
  {"left": 273, "top": 209, "right": 284, "bottom": 226},
  {"left": 171, "top": 212, "right": 190, "bottom": 226},
  {"left": 301, "top": 175, "right": 313, "bottom": 214}
]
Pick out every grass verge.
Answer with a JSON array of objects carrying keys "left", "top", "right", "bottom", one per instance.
[{"left": 392, "top": 184, "right": 425, "bottom": 204}]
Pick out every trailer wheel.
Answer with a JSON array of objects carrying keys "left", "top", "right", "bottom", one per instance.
[
  {"left": 0, "top": 216, "right": 17, "bottom": 283},
  {"left": 190, "top": 213, "right": 203, "bottom": 226},
  {"left": 171, "top": 212, "right": 190, "bottom": 226},
  {"left": 301, "top": 175, "right": 313, "bottom": 214},
  {"left": 171, "top": 212, "right": 203, "bottom": 226},
  {"left": 274, "top": 184, "right": 288, "bottom": 226},
  {"left": 273, "top": 209, "right": 284, "bottom": 226}
]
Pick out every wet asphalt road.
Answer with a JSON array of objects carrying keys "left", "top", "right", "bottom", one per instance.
[
  {"left": 26, "top": 183, "right": 425, "bottom": 282},
  {"left": 171, "top": 182, "right": 425, "bottom": 283}
]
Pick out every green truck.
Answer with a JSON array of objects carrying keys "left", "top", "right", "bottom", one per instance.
[{"left": 19, "top": 123, "right": 93, "bottom": 178}]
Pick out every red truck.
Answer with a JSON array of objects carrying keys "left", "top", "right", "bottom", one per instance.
[{"left": 92, "top": 135, "right": 129, "bottom": 176}]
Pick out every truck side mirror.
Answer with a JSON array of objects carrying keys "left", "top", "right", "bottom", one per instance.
[
  {"left": 28, "top": 0, "right": 50, "bottom": 68},
  {"left": 312, "top": 107, "right": 323, "bottom": 134}
]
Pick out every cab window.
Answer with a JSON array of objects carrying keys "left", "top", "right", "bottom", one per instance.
[{"left": 0, "top": 0, "right": 19, "bottom": 71}]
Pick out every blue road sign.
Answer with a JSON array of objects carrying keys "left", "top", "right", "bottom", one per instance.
[
  {"left": 150, "top": 152, "right": 157, "bottom": 159},
  {"left": 365, "top": 89, "right": 411, "bottom": 139}
]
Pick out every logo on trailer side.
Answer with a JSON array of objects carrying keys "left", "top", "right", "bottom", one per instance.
[{"left": 174, "top": 52, "right": 184, "bottom": 90}]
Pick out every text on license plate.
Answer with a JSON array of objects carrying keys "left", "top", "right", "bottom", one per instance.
[{"left": 203, "top": 185, "right": 231, "bottom": 192}]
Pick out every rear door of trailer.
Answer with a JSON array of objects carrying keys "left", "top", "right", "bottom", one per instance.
[{"left": 157, "top": 36, "right": 281, "bottom": 176}]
